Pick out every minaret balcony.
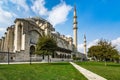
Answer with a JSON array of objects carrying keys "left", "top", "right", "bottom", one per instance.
[
  {"left": 73, "top": 27, "right": 78, "bottom": 29},
  {"left": 74, "top": 16, "right": 77, "bottom": 18},
  {"left": 73, "top": 22, "right": 77, "bottom": 24}
]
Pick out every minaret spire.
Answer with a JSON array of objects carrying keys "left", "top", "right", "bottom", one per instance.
[
  {"left": 84, "top": 34, "right": 87, "bottom": 58},
  {"left": 73, "top": 5, "right": 78, "bottom": 51},
  {"left": 74, "top": 5, "right": 77, "bottom": 17}
]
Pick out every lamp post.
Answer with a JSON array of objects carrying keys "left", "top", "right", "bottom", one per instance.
[
  {"left": 30, "top": 51, "right": 32, "bottom": 65},
  {"left": 29, "top": 39, "right": 32, "bottom": 65},
  {"left": 30, "top": 45, "right": 35, "bottom": 65}
]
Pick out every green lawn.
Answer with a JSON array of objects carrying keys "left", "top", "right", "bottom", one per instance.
[
  {"left": 76, "top": 61, "right": 120, "bottom": 80},
  {"left": 0, "top": 63, "right": 87, "bottom": 80}
]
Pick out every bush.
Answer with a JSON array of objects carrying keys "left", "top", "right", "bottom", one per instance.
[{"left": 73, "top": 56, "right": 81, "bottom": 60}]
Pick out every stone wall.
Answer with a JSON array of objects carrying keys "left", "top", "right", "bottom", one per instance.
[{"left": 0, "top": 52, "right": 15, "bottom": 62}]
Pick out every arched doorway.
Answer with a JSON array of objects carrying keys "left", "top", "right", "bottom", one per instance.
[
  {"left": 30, "top": 45, "right": 35, "bottom": 55},
  {"left": 29, "top": 45, "right": 35, "bottom": 64}
]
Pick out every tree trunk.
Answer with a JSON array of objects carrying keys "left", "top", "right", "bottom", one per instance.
[
  {"left": 42, "top": 53, "right": 44, "bottom": 60},
  {"left": 105, "top": 58, "right": 107, "bottom": 66},
  {"left": 48, "top": 54, "right": 49, "bottom": 63}
]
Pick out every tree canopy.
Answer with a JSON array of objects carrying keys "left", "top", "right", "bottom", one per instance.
[
  {"left": 88, "top": 39, "right": 120, "bottom": 62},
  {"left": 35, "top": 35, "right": 57, "bottom": 62}
]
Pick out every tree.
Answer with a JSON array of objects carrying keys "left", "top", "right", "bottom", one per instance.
[
  {"left": 88, "top": 46, "right": 102, "bottom": 61},
  {"left": 113, "top": 54, "right": 120, "bottom": 63},
  {"left": 88, "top": 39, "right": 119, "bottom": 64},
  {"left": 35, "top": 35, "right": 57, "bottom": 63}
]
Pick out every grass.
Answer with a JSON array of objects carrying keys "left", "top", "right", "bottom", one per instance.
[
  {"left": 0, "top": 63, "right": 87, "bottom": 80},
  {"left": 76, "top": 61, "right": 120, "bottom": 80}
]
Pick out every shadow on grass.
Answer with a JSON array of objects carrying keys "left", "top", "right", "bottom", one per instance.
[
  {"left": 49, "top": 63, "right": 70, "bottom": 65},
  {"left": 107, "top": 64, "right": 120, "bottom": 67}
]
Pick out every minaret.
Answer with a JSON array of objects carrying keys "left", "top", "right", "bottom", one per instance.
[
  {"left": 84, "top": 34, "right": 87, "bottom": 58},
  {"left": 73, "top": 5, "right": 78, "bottom": 51}
]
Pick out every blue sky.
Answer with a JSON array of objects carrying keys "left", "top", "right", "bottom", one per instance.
[{"left": 0, "top": 0, "right": 120, "bottom": 52}]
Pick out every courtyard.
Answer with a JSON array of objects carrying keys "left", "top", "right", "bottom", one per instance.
[
  {"left": 0, "top": 62, "right": 87, "bottom": 80},
  {"left": 0, "top": 61, "right": 119, "bottom": 80}
]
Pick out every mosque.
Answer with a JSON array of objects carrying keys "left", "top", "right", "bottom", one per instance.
[{"left": 0, "top": 6, "right": 86, "bottom": 62}]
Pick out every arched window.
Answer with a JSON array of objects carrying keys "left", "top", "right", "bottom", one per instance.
[{"left": 29, "top": 30, "right": 41, "bottom": 44}]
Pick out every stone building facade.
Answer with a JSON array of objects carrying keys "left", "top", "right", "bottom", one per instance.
[{"left": 0, "top": 6, "right": 78, "bottom": 62}]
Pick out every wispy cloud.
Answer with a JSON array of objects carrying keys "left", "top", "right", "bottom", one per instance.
[
  {"left": 112, "top": 37, "right": 120, "bottom": 51},
  {"left": 0, "top": 6, "right": 17, "bottom": 26},
  {"left": 78, "top": 43, "right": 84, "bottom": 53},
  {"left": 66, "top": 35, "right": 72, "bottom": 37},
  {"left": 31, "top": 0, "right": 48, "bottom": 16},
  {"left": 87, "top": 39, "right": 99, "bottom": 48},
  {"left": 0, "top": 28, "right": 5, "bottom": 32},
  {"left": 10, "top": 0, "right": 29, "bottom": 12},
  {"left": 47, "top": 1, "right": 72, "bottom": 26},
  {"left": 0, "top": 0, "right": 72, "bottom": 27},
  {"left": 31, "top": 0, "right": 72, "bottom": 27}
]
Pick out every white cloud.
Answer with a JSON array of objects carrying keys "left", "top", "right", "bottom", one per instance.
[
  {"left": 47, "top": 2, "right": 72, "bottom": 26},
  {"left": 10, "top": 0, "right": 29, "bottom": 12},
  {"left": 31, "top": 0, "right": 48, "bottom": 16},
  {"left": 31, "top": 0, "right": 72, "bottom": 27},
  {"left": 0, "top": 7, "right": 17, "bottom": 26},
  {"left": 0, "top": 0, "right": 8, "bottom": 5},
  {"left": 66, "top": 35, "right": 72, "bottom": 37},
  {"left": 112, "top": 37, "right": 120, "bottom": 51},
  {"left": 0, "top": 28, "right": 5, "bottom": 32},
  {"left": 87, "top": 39, "right": 99, "bottom": 48},
  {"left": 78, "top": 39, "right": 99, "bottom": 53},
  {"left": 112, "top": 37, "right": 120, "bottom": 45},
  {"left": 17, "top": 6, "right": 20, "bottom": 11},
  {"left": 78, "top": 43, "right": 84, "bottom": 53},
  {"left": 0, "top": 0, "right": 3, "bottom": 5}
]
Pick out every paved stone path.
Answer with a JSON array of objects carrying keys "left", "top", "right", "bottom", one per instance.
[{"left": 70, "top": 62, "right": 107, "bottom": 80}]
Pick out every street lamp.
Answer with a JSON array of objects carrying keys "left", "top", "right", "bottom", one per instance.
[
  {"left": 30, "top": 51, "right": 32, "bottom": 65},
  {"left": 29, "top": 39, "right": 32, "bottom": 65},
  {"left": 29, "top": 45, "right": 35, "bottom": 65}
]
